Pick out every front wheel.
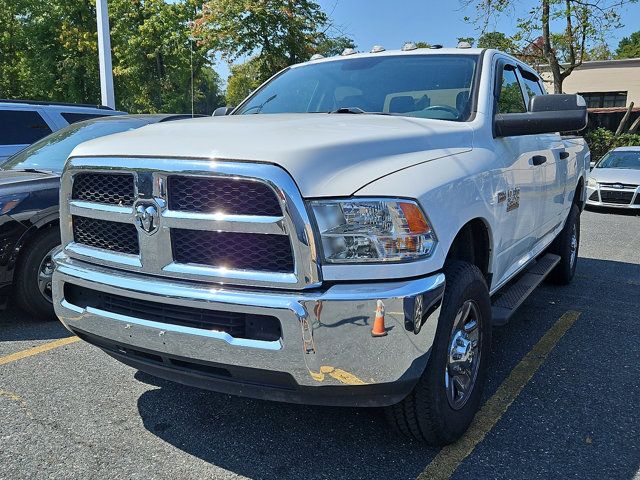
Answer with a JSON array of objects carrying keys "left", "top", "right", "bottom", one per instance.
[
  {"left": 386, "top": 261, "right": 492, "bottom": 445},
  {"left": 15, "top": 226, "right": 60, "bottom": 320}
]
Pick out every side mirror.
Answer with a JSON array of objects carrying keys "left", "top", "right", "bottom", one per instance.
[
  {"left": 590, "top": 161, "right": 596, "bottom": 170},
  {"left": 213, "top": 106, "right": 234, "bottom": 116},
  {"left": 495, "top": 94, "right": 588, "bottom": 137}
]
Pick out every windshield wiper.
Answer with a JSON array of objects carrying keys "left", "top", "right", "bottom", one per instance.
[
  {"left": 330, "top": 107, "right": 366, "bottom": 114},
  {"left": 329, "top": 107, "right": 395, "bottom": 115},
  {"left": 242, "top": 94, "right": 278, "bottom": 114}
]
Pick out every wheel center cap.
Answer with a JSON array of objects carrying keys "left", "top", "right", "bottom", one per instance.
[{"left": 449, "top": 331, "right": 473, "bottom": 370}]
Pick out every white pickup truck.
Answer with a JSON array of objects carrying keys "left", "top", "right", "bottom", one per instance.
[{"left": 52, "top": 47, "right": 589, "bottom": 445}]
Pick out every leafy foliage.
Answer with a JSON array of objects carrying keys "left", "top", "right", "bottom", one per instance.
[
  {"left": 0, "top": 0, "right": 224, "bottom": 114},
  {"left": 461, "top": 0, "right": 638, "bottom": 92},
  {"left": 477, "top": 31, "right": 517, "bottom": 52},
  {"left": 194, "top": 0, "right": 354, "bottom": 88},
  {"left": 615, "top": 30, "right": 640, "bottom": 59},
  {"left": 225, "top": 57, "right": 264, "bottom": 106},
  {"left": 585, "top": 127, "right": 640, "bottom": 160}
]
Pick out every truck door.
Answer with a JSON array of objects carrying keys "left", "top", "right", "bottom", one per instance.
[
  {"left": 518, "top": 68, "right": 568, "bottom": 238},
  {"left": 491, "top": 62, "right": 546, "bottom": 286}
]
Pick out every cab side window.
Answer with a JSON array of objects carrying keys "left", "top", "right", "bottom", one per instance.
[{"left": 497, "top": 67, "right": 526, "bottom": 114}]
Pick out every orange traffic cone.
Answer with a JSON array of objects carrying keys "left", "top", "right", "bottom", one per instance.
[{"left": 371, "top": 300, "right": 387, "bottom": 337}]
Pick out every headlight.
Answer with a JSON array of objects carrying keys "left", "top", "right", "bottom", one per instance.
[
  {"left": 310, "top": 198, "right": 437, "bottom": 263},
  {"left": 587, "top": 177, "right": 598, "bottom": 188},
  {"left": 0, "top": 192, "right": 28, "bottom": 215}
]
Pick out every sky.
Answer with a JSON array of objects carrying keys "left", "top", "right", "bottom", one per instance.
[{"left": 214, "top": 0, "right": 640, "bottom": 84}]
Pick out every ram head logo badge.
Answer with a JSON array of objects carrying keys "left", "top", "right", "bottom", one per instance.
[{"left": 135, "top": 201, "right": 160, "bottom": 235}]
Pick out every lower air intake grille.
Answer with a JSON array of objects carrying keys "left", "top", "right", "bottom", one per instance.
[
  {"left": 72, "top": 173, "right": 135, "bottom": 206},
  {"left": 64, "top": 284, "right": 281, "bottom": 341},
  {"left": 73, "top": 217, "right": 139, "bottom": 254},
  {"left": 600, "top": 191, "right": 634, "bottom": 205},
  {"left": 171, "top": 229, "right": 294, "bottom": 273}
]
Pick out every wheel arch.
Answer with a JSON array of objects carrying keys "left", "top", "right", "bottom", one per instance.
[
  {"left": 444, "top": 217, "right": 493, "bottom": 286},
  {"left": 13, "top": 219, "right": 60, "bottom": 271}
]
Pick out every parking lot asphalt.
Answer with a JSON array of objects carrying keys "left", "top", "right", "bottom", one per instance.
[{"left": 1, "top": 207, "right": 639, "bottom": 480}]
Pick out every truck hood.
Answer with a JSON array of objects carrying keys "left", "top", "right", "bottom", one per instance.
[
  {"left": 70, "top": 114, "right": 473, "bottom": 197},
  {"left": 590, "top": 168, "right": 640, "bottom": 186}
]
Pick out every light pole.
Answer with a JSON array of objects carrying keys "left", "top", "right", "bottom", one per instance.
[
  {"left": 189, "top": 35, "right": 195, "bottom": 117},
  {"left": 96, "top": 0, "right": 115, "bottom": 108}
]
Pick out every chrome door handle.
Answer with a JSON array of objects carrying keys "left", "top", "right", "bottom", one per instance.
[{"left": 532, "top": 155, "right": 547, "bottom": 166}]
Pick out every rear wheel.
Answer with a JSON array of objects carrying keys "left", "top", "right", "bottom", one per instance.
[
  {"left": 547, "top": 204, "right": 580, "bottom": 285},
  {"left": 386, "top": 261, "right": 492, "bottom": 445},
  {"left": 15, "top": 226, "right": 60, "bottom": 320}
]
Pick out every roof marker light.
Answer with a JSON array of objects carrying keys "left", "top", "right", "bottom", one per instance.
[
  {"left": 401, "top": 42, "right": 418, "bottom": 51},
  {"left": 457, "top": 41, "right": 472, "bottom": 49},
  {"left": 309, "top": 54, "right": 325, "bottom": 61},
  {"left": 430, "top": 44, "right": 443, "bottom": 49},
  {"left": 341, "top": 48, "right": 357, "bottom": 56},
  {"left": 371, "top": 45, "right": 386, "bottom": 53}
]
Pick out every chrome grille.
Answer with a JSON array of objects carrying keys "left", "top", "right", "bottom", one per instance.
[
  {"left": 168, "top": 176, "right": 282, "bottom": 216},
  {"left": 172, "top": 229, "right": 294, "bottom": 273},
  {"left": 72, "top": 173, "right": 135, "bottom": 206},
  {"left": 73, "top": 217, "right": 139, "bottom": 254},
  {"left": 61, "top": 158, "right": 321, "bottom": 290}
]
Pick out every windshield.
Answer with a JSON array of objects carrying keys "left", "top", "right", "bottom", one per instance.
[
  {"left": 236, "top": 54, "right": 478, "bottom": 121},
  {"left": 596, "top": 150, "right": 640, "bottom": 170},
  {"left": 1, "top": 117, "right": 157, "bottom": 173}
]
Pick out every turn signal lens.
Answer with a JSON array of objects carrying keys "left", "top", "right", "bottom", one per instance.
[{"left": 310, "top": 198, "right": 437, "bottom": 263}]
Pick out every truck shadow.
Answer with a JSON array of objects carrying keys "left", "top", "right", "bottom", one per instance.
[
  {"left": 0, "top": 305, "right": 71, "bottom": 342},
  {"left": 135, "top": 255, "right": 640, "bottom": 479},
  {"left": 135, "top": 371, "right": 434, "bottom": 480}
]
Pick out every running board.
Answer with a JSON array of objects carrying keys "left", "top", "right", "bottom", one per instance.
[{"left": 491, "top": 253, "right": 561, "bottom": 326}]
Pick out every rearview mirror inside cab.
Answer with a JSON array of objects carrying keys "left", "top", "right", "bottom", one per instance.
[{"left": 495, "top": 94, "right": 588, "bottom": 137}]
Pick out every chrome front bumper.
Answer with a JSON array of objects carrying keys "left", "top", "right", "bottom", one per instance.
[
  {"left": 586, "top": 185, "right": 640, "bottom": 209},
  {"left": 53, "top": 252, "right": 445, "bottom": 407}
]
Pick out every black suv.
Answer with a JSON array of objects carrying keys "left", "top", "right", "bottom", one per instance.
[
  {"left": 0, "top": 99, "right": 126, "bottom": 162},
  {"left": 0, "top": 114, "right": 196, "bottom": 318}
]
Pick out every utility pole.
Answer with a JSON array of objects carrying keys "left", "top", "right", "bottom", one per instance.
[{"left": 96, "top": 0, "right": 115, "bottom": 108}]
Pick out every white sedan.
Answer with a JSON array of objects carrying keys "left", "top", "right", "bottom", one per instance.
[{"left": 587, "top": 146, "right": 640, "bottom": 209}]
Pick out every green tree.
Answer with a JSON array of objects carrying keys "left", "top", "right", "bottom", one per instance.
[
  {"left": 0, "top": 0, "right": 224, "bottom": 113},
  {"left": 225, "top": 57, "right": 263, "bottom": 106},
  {"left": 315, "top": 35, "right": 356, "bottom": 57},
  {"left": 461, "top": 0, "right": 638, "bottom": 92},
  {"left": 477, "top": 31, "right": 516, "bottom": 52},
  {"left": 615, "top": 31, "right": 640, "bottom": 59},
  {"left": 194, "top": 0, "right": 353, "bottom": 83},
  {"left": 109, "top": 0, "right": 223, "bottom": 113}
]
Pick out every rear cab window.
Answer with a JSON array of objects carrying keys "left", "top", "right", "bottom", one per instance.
[{"left": 0, "top": 110, "right": 53, "bottom": 145}]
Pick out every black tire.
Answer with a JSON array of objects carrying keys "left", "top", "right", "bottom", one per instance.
[
  {"left": 386, "top": 261, "right": 492, "bottom": 445},
  {"left": 15, "top": 226, "right": 60, "bottom": 320},
  {"left": 547, "top": 204, "right": 580, "bottom": 285}
]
